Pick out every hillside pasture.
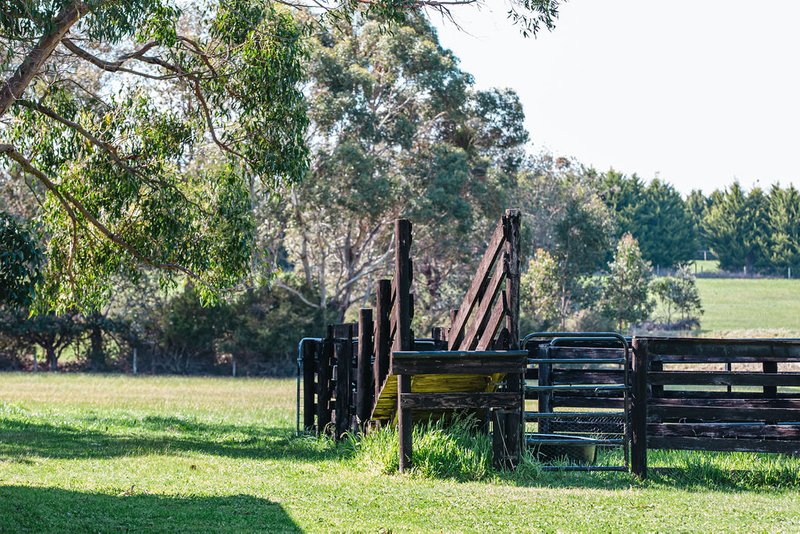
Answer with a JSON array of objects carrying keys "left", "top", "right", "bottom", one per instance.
[{"left": 696, "top": 278, "right": 800, "bottom": 337}]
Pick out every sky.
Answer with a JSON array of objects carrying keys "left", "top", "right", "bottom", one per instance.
[{"left": 432, "top": 1, "right": 800, "bottom": 194}]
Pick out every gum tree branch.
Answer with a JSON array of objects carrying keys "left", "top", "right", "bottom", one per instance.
[{"left": 0, "top": 1, "right": 91, "bottom": 117}]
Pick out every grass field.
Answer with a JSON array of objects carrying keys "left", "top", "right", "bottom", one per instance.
[
  {"left": 2, "top": 374, "right": 800, "bottom": 532},
  {"left": 696, "top": 278, "right": 800, "bottom": 336}
]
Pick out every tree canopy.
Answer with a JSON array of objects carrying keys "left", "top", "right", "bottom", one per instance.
[{"left": 0, "top": 1, "right": 560, "bottom": 311}]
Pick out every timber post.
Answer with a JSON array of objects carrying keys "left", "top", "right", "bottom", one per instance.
[
  {"left": 631, "top": 337, "right": 649, "bottom": 479},
  {"left": 357, "top": 309, "right": 374, "bottom": 431},
  {"left": 502, "top": 208, "right": 522, "bottom": 467},
  {"left": 374, "top": 279, "right": 392, "bottom": 405}
]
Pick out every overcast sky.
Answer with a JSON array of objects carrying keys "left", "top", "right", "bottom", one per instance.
[{"left": 432, "top": 1, "right": 800, "bottom": 194}]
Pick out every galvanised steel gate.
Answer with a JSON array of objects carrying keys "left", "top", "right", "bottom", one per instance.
[{"left": 522, "top": 332, "right": 631, "bottom": 472}]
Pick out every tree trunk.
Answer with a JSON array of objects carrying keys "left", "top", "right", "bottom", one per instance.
[
  {"left": 0, "top": 2, "right": 89, "bottom": 117},
  {"left": 46, "top": 346, "right": 57, "bottom": 371},
  {"left": 89, "top": 320, "right": 104, "bottom": 371}
]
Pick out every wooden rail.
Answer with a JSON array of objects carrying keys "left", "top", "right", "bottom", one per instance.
[
  {"left": 631, "top": 337, "right": 800, "bottom": 479},
  {"left": 392, "top": 350, "right": 528, "bottom": 472}
]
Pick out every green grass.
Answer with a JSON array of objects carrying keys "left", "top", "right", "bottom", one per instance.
[
  {"left": 692, "top": 259, "right": 721, "bottom": 274},
  {"left": 2, "top": 374, "right": 800, "bottom": 532},
  {"left": 696, "top": 278, "right": 800, "bottom": 336}
]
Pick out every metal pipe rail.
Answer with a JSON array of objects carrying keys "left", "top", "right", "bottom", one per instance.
[
  {"left": 526, "top": 384, "right": 628, "bottom": 392},
  {"left": 520, "top": 331, "right": 632, "bottom": 473},
  {"left": 526, "top": 358, "right": 625, "bottom": 365},
  {"left": 525, "top": 411, "right": 626, "bottom": 420}
]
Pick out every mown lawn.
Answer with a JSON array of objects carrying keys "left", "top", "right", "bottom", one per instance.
[
  {"left": 1, "top": 374, "right": 799, "bottom": 532},
  {"left": 696, "top": 278, "right": 800, "bottom": 336}
]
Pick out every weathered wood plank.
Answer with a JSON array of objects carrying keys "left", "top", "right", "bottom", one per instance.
[
  {"left": 373, "top": 279, "right": 392, "bottom": 405},
  {"left": 631, "top": 337, "right": 648, "bottom": 479},
  {"left": 316, "top": 331, "right": 333, "bottom": 435},
  {"left": 552, "top": 369, "right": 626, "bottom": 384},
  {"left": 647, "top": 338, "right": 800, "bottom": 362},
  {"left": 475, "top": 293, "right": 507, "bottom": 351},
  {"left": 448, "top": 221, "right": 506, "bottom": 350},
  {"left": 648, "top": 436, "right": 800, "bottom": 454},
  {"left": 334, "top": 328, "right": 354, "bottom": 439},
  {"left": 648, "top": 371, "right": 800, "bottom": 387},
  {"left": 398, "top": 374, "right": 412, "bottom": 472},
  {"left": 391, "top": 354, "right": 527, "bottom": 376},
  {"left": 547, "top": 346, "right": 627, "bottom": 360},
  {"left": 648, "top": 404, "right": 800, "bottom": 423},
  {"left": 648, "top": 423, "right": 800, "bottom": 440},
  {"left": 463, "top": 256, "right": 506, "bottom": 351},
  {"left": 503, "top": 208, "right": 521, "bottom": 351},
  {"left": 649, "top": 398, "right": 800, "bottom": 409},
  {"left": 657, "top": 390, "right": 800, "bottom": 400},
  {"left": 356, "top": 309, "right": 373, "bottom": 430},
  {"left": 393, "top": 219, "right": 413, "bottom": 353},
  {"left": 400, "top": 392, "right": 521, "bottom": 410}
]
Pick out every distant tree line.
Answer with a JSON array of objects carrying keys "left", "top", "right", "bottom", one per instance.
[{"left": 597, "top": 173, "right": 800, "bottom": 275}]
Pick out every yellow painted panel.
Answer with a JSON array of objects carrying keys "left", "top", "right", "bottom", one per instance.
[{"left": 371, "top": 372, "right": 506, "bottom": 423}]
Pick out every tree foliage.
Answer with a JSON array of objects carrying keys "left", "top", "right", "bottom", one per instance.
[
  {"left": 275, "top": 15, "right": 528, "bottom": 326},
  {"left": 0, "top": 1, "right": 559, "bottom": 312},
  {"left": 521, "top": 248, "right": 560, "bottom": 329},
  {"left": 703, "top": 183, "right": 767, "bottom": 272},
  {"left": 650, "top": 264, "right": 703, "bottom": 325},
  {"left": 516, "top": 156, "right": 615, "bottom": 326},
  {"left": 0, "top": 1, "right": 312, "bottom": 309},
  {"left": 0, "top": 212, "right": 43, "bottom": 307},
  {"left": 600, "top": 171, "right": 696, "bottom": 268},
  {"left": 600, "top": 233, "right": 653, "bottom": 331}
]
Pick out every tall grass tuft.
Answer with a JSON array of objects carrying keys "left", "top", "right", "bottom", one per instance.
[{"left": 354, "top": 414, "right": 501, "bottom": 481}]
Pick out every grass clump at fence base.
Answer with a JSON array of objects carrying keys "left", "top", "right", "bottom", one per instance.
[{"left": 353, "top": 414, "right": 542, "bottom": 483}]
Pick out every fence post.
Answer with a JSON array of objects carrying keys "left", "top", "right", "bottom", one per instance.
[
  {"left": 393, "top": 219, "right": 413, "bottom": 353},
  {"left": 334, "top": 325, "right": 354, "bottom": 439},
  {"left": 373, "top": 279, "right": 391, "bottom": 404},
  {"left": 398, "top": 374, "right": 412, "bottom": 472},
  {"left": 763, "top": 358, "right": 778, "bottom": 424},
  {"left": 317, "top": 326, "right": 334, "bottom": 436},
  {"left": 631, "top": 337, "right": 649, "bottom": 479},
  {"left": 302, "top": 340, "right": 317, "bottom": 432},
  {"left": 356, "top": 309, "right": 374, "bottom": 432},
  {"left": 503, "top": 209, "right": 522, "bottom": 465}
]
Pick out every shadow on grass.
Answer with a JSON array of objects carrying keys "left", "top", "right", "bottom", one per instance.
[
  {"left": 0, "top": 416, "right": 350, "bottom": 463},
  {"left": 0, "top": 486, "right": 299, "bottom": 533}
]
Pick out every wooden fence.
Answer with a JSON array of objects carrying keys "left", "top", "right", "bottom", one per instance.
[
  {"left": 631, "top": 337, "right": 800, "bottom": 478},
  {"left": 301, "top": 210, "right": 524, "bottom": 469},
  {"left": 300, "top": 210, "right": 800, "bottom": 477}
]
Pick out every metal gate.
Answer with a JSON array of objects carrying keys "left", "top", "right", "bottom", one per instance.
[{"left": 522, "top": 332, "right": 631, "bottom": 472}]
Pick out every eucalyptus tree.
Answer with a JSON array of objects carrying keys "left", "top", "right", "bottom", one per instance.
[
  {"left": 0, "top": 0, "right": 309, "bottom": 310},
  {"left": 0, "top": 1, "right": 558, "bottom": 312},
  {"left": 278, "top": 15, "right": 529, "bottom": 325}
]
